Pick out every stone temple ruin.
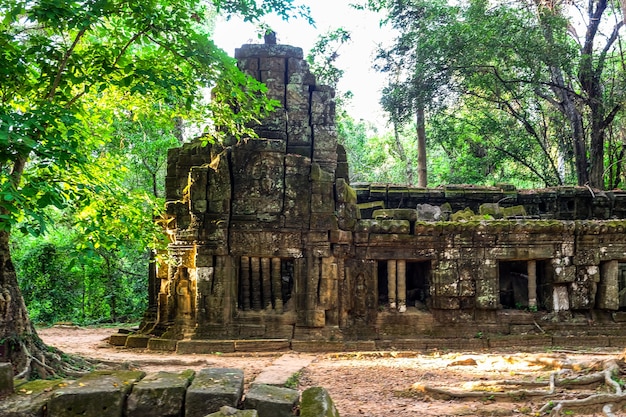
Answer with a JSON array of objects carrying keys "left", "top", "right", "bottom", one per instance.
[{"left": 138, "top": 40, "right": 626, "bottom": 351}]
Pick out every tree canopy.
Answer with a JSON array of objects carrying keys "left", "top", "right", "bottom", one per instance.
[
  {"left": 0, "top": 0, "right": 310, "bottom": 378},
  {"left": 365, "top": 0, "right": 625, "bottom": 189}
]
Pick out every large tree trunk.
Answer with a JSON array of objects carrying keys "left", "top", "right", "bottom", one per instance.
[
  {"left": 0, "top": 230, "right": 90, "bottom": 379},
  {"left": 1, "top": 229, "right": 41, "bottom": 375},
  {"left": 416, "top": 105, "right": 428, "bottom": 187},
  {"left": 392, "top": 121, "right": 414, "bottom": 185}
]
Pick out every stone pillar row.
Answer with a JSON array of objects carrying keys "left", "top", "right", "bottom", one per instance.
[
  {"left": 239, "top": 256, "right": 283, "bottom": 312},
  {"left": 387, "top": 260, "right": 407, "bottom": 312}
]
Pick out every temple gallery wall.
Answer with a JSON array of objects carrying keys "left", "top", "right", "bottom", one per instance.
[{"left": 140, "top": 40, "right": 626, "bottom": 344}]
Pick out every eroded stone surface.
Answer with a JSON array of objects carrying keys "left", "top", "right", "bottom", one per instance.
[
  {"left": 127, "top": 370, "right": 194, "bottom": 417},
  {"left": 300, "top": 387, "right": 340, "bottom": 417},
  {"left": 48, "top": 370, "right": 145, "bottom": 417},
  {"left": 243, "top": 384, "right": 299, "bottom": 417},
  {"left": 185, "top": 368, "right": 244, "bottom": 417}
]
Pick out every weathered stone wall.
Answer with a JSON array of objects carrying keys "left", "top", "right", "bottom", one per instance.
[{"left": 147, "top": 39, "right": 626, "bottom": 344}]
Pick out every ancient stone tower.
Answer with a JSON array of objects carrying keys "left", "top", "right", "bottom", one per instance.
[{"left": 142, "top": 40, "right": 626, "bottom": 351}]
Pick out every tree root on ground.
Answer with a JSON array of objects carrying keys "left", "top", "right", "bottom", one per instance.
[
  {"left": 12, "top": 335, "right": 96, "bottom": 380},
  {"left": 409, "top": 355, "right": 626, "bottom": 416}
]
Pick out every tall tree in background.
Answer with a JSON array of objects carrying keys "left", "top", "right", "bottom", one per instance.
[
  {"left": 0, "top": 0, "right": 308, "bottom": 378},
  {"left": 369, "top": 0, "right": 625, "bottom": 189},
  {"left": 373, "top": 0, "right": 461, "bottom": 187}
]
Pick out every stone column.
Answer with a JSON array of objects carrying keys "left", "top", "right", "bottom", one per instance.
[
  {"left": 250, "top": 257, "right": 262, "bottom": 310},
  {"left": 388, "top": 260, "right": 397, "bottom": 310},
  {"left": 397, "top": 260, "right": 407, "bottom": 313},
  {"left": 240, "top": 256, "right": 251, "bottom": 310},
  {"left": 598, "top": 260, "right": 619, "bottom": 310},
  {"left": 527, "top": 260, "right": 537, "bottom": 309},
  {"left": 261, "top": 257, "right": 272, "bottom": 309},
  {"left": 271, "top": 257, "right": 283, "bottom": 312}
]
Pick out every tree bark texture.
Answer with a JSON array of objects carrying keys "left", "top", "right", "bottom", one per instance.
[
  {"left": 416, "top": 105, "right": 428, "bottom": 187},
  {"left": 0, "top": 229, "right": 37, "bottom": 372}
]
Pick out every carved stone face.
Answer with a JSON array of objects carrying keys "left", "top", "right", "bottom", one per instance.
[
  {"left": 250, "top": 154, "right": 282, "bottom": 195},
  {"left": 233, "top": 152, "right": 285, "bottom": 216}
]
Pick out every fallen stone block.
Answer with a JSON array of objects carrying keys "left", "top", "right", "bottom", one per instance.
[
  {"left": 300, "top": 387, "right": 340, "bottom": 417},
  {"left": 243, "top": 384, "right": 299, "bottom": 417},
  {"left": 205, "top": 406, "right": 258, "bottom": 417},
  {"left": 0, "top": 363, "right": 13, "bottom": 397},
  {"left": 185, "top": 368, "right": 244, "bottom": 417},
  {"left": 0, "top": 379, "right": 63, "bottom": 417},
  {"left": 108, "top": 334, "right": 128, "bottom": 346},
  {"left": 48, "top": 370, "right": 145, "bottom": 417},
  {"left": 127, "top": 370, "right": 194, "bottom": 417},
  {"left": 125, "top": 334, "right": 150, "bottom": 348}
]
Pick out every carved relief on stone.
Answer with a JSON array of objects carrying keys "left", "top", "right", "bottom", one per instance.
[{"left": 232, "top": 151, "right": 285, "bottom": 217}]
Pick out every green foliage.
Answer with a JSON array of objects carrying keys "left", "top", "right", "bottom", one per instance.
[
  {"left": 366, "top": 0, "right": 626, "bottom": 189},
  {"left": 1, "top": 0, "right": 311, "bottom": 327},
  {"left": 12, "top": 223, "right": 148, "bottom": 324}
]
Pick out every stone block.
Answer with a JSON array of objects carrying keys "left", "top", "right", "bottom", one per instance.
[
  {"left": 0, "top": 379, "right": 62, "bottom": 417},
  {"left": 310, "top": 213, "right": 338, "bottom": 231},
  {"left": 553, "top": 265, "right": 576, "bottom": 283},
  {"left": 335, "top": 178, "right": 356, "bottom": 204},
  {"left": 185, "top": 368, "right": 244, "bottom": 417},
  {"left": 0, "top": 363, "right": 13, "bottom": 397},
  {"left": 415, "top": 204, "right": 442, "bottom": 221},
  {"left": 300, "top": 387, "right": 340, "bottom": 417},
  {"left": 329, "top": 230, "right": 352, "bottom": 243},
  {"left": 234, "top": 340, "right": 290, "bottom": 352},
  {"left": 297, "top": 310, "right": 326, "bottom": 327},
  {"left": 177, "top": 340, "right": 235, "bottom": 354},
  {"left": 108, "top": 333, "right": 128, "bottom": 346},
  {"left": 48, "top": 370, "right": 145, "bottom": 417},
  {"left": 147, "top": 338, "right": 178, "bottom": 352},
  {"left": 354, "top": 219, "right": 410, "bottom": 234},
  {"left": 125, "top": 335, "right": 150, "bottom": 349},
  {"left": 502, "top": 205, "right": 527, "bottom": 217},
  {"left": 127, "top": 370, "right": 194, "bottom": 417},
  {"left": 373, "top": 209, "right": 417, "bottom": 222},
  {"left": 243, "top": 384, "right": 299, "bottom": 417},
  {"left": 205, "top": 407, "right": 258, "bottom": 417}
]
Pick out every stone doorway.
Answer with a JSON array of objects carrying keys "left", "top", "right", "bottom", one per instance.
[
  {"left": 499, "top": 261, "right": 529, "bottom": 309},
  {"left": 406, "top": 261, "right": 430, "bottom": 310}
]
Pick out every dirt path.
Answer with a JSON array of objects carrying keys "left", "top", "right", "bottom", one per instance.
[{"left": 38, "top": 326, "right": 625, "bottom": 417}]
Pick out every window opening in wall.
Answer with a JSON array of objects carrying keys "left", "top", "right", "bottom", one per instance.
[
  {"left": 378, "top": 260, "right": 430, "bottom": 310},
  {"left": 377, "top": 261, "right": 389, "bottom": 306},
  {"left": 280, "top": 259, "right": 294, "bottom": 307},
  {"left": 535, "top": 260, "right": 550, "bottom": 310},
  {"left": 499, "top": 261, "right": 529, "bottom": 309},
  {"left": 406, "top": 261, "right": 430, "bottom": 310},
  {"left": 238, "top": 257, "right": 294, "bottom": 311},
  {"left": 618, "top": 263, "right": 626, "bottom": 311}
]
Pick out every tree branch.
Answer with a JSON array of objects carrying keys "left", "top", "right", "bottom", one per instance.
[{"left": 47, "top": 27, "right": 88, "bottom": 100}]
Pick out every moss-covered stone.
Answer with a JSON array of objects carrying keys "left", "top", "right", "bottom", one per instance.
[
  {"left": 0, "top": 379, "right": 64, "bottom": 417},
  {"left": 205, "top": 406, "right": 258, "bottom": 417},
  {"left": 48, "top": 370, "right": 145, "bottom": 417},
  {"left": 0, "top": 363, "right": 13, "bottom": 397},
  {"left": 243, "top": 384, "right": 299, "bottom": 417},
  {"left": 450, "top": 207, "right": 475, "bottom": 222},
  {"left": 185, "top": 368, "right": 244, "bottom": 417},
  {"left": 300, "top": 387, "right": 339, "bottom": 417},
  {"left": 127, "top": 370, "right": 194, "bottom": 417}
]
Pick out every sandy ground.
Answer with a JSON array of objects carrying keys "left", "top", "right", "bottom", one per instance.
[{"left": 38, "top": 326, "right": 625, "bottom": 417}]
